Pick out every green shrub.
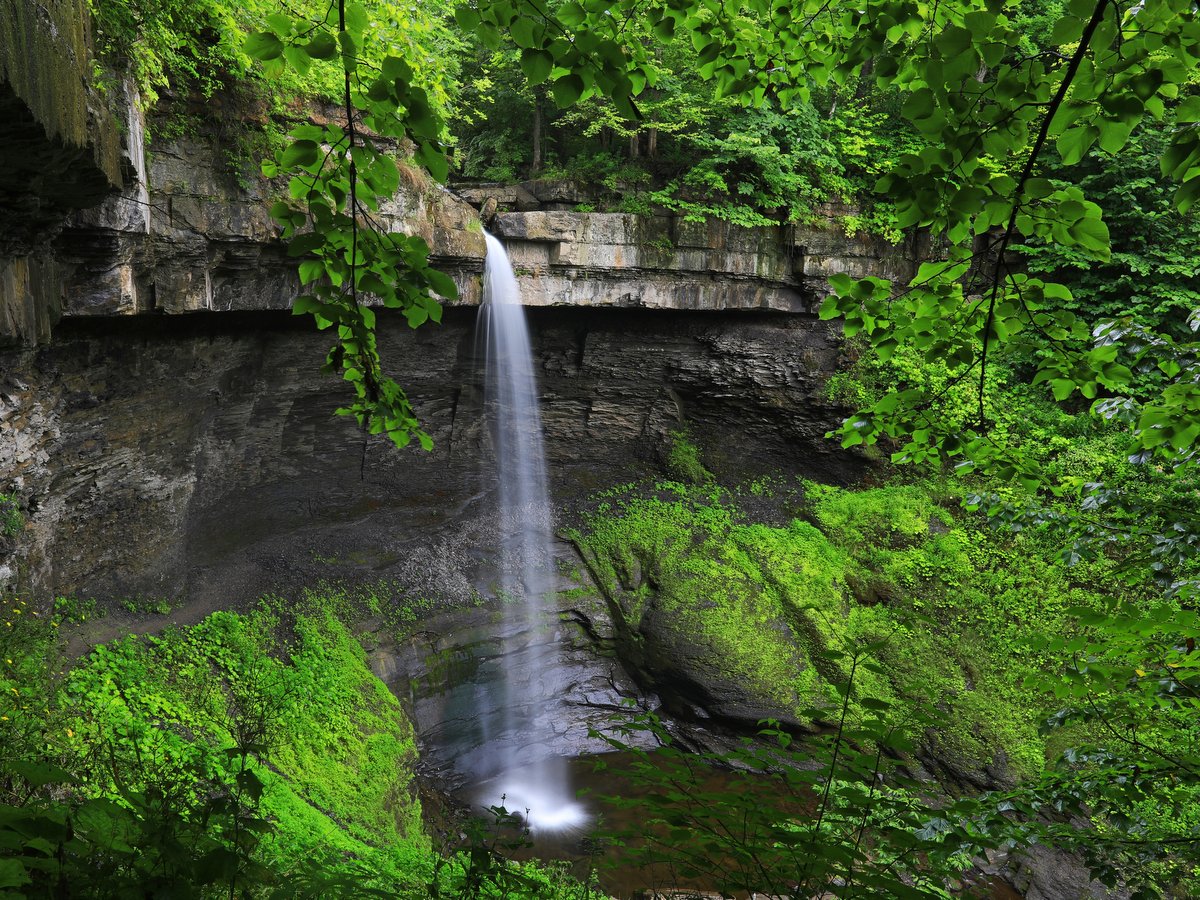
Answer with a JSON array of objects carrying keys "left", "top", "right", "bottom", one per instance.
[
  {"left": 0, "top": 493, "right": 22, "bottom": 538},
  {"left": 572, "top": 478, "right": 1104, "bottom": 782},
  {"left": 666, "top": 429, "right": 713, "bottom": 486},
  {"left": 0, "top": 592, "right": 432, "bottom": 894}
]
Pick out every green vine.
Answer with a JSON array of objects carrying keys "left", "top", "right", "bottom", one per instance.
[{"left": 246, "top": 1, "right": 456, "bottom": 449}]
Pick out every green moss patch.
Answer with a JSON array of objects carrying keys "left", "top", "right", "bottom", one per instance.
[
  {"left": 3, "top": 594, "right": 432, "bottom": 891},
  {"left": 572, "top": 479, "right": 1108, "bottom": 785}
]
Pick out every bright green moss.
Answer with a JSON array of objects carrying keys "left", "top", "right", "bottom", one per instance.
[
  {"left": 805, "top": 481, "right": 949, "bottom": 549},
  {"left": 574, "top": 478, "right": 1101, "bottom": 784},
  {"left": 57, "top": 600, "right": 428, "bottom": 881},
  {"left": 666, "top": 429, "right": 714, "bottom": 486}
]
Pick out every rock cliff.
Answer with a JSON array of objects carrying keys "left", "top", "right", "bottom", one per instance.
[
  {"left": 0, "top": 25, "right": 934, "bottom": 605},
  {"left": 1, "top": 305, "right": 851, "bottom": 602},
  {"left": 0, "top": 0, "right": 124, "bottom": 345}
]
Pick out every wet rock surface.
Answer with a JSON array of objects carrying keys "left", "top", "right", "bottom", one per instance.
[
  {"left": 1008, "top": 845, "right": 1130, "bottom": 900},
  {"left": 0, "top": 305, "right": 852, "bottom": 604},
  {"left": 0, "top": 0, "right": 124, "bottom": 345},
  {"left": 370, "top": 588, "right": 643, "bottom": 787}
]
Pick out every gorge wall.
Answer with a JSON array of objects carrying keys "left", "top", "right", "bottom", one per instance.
[
  {"left": 0, "top": 54, "right": 925, "bottom": 606},
  {"left": 2, "top": 304, "right": 851, "bottom": 606}
]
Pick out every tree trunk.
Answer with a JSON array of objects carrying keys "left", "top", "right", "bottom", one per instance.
[
  {"left": 531, "top": 96, "right": 543, "bottom": 176},
  {"left": 855, "top": 58, "right": 874, "bottom": 100},
  {"left": 629, "top": 132, "right": 640, "bottom": 159}
]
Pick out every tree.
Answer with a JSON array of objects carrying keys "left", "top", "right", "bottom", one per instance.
[
  {"left": 455, "top": 0, "right": 1200, "bottom": 478},
  {"left": 246, "top": 0, "right": 460, "bottom": 449}
]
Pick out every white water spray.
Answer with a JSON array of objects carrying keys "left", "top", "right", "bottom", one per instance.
[{"left": 476, "top": 232, "right": 585, "bottom": 832}]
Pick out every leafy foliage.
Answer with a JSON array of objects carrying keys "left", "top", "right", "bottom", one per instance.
[
  {"left": 91, "top": 0, "right": 464, "bottom": 116},
  {"left": 246, "top": 1, "right": 460, "bottom": 449},
  {"left": 570, "top": 478, "right": 1116, "bottom": 781},
  {"left": 0, "top": 581, "right": 615, "bottom": 898},
  {"left": 0, "top": 595, "right": 430, "bottom": 896},
  {"left": 451, "top": 20, "right": 917, "bottom": 236},
  {"left": 458, "top": 0, "right": 1200, "bottom": 486},
  {"left": 0, "top": 494, "right": 21, "bottom": 539},
  {"left": 1017, "top": 600, "right": 1200, "bottom": 893},
  {"left": 1018, "top": 124, "right": 1200, "bottom": 337},
  {"left": 571, "top": 475, "right": 1200, "bottom": 896},
  {"left": 594, "top": 684, "right": 991, "bottom": 899}
]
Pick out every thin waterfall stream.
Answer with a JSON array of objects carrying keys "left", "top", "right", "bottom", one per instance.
[{"left": 474, "top": 231, "right": 585, "bottom": 832}]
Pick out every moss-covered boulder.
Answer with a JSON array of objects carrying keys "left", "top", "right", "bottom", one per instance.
[{"left": 570, "top": 479, "right": 1103, "bottom": 790}]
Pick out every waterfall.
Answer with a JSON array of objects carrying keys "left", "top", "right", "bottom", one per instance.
[{"left": 476, "top": 231, "right": 583, "bottom": 831}]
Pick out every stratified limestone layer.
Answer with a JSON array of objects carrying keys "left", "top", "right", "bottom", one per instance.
[{"left": 0, "top": 0, "right": 123, "bottom": 345}]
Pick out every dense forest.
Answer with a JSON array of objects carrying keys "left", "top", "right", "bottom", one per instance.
[{"left": 3, "top": 0, "right": 1200, "bottom": 897}]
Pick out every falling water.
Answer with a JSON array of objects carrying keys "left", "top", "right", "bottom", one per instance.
[{"left": 475, "top": 231, "right": 584, "bottom": 831}]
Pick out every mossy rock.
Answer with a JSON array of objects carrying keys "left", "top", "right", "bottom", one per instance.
[{"left": 572, "top": 479, "right": 1066, "bottom": 787}]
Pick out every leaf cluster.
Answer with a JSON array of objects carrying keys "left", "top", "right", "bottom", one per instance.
[{"left": 246, "top": 2, "right": 461, "bottom": 449}]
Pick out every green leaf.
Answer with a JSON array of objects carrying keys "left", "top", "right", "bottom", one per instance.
[
  {"left": 244, "top": 32, "right": 283, "bottom": 61},
  {"left": 344, "top": 1, "right": 369, "bottom": 34},
  {"left": 1069, "top": 216, "right": 1111, "bottom": 256},
  {"left": 416, "top": 141, "right": 448, "bottom": 182},
  {"left": 558, "top": 1, "right": 587, "bottom": 27},
  {"left": 510, "top": 16, "right": 537, "bottom": 47},
  {"left": 1097, "top": 117, "right": 1134, "bottom": 155},
  {"left": 0, "top": 859, "right": 31, "bottom": 889},
  {"left": 381, "top": 55, "right": 414, "bottom": 82},
  {"left": 338, "top": 30, "right": 359, "bottom": 72},
  {"left": 283, "top": 44, "right": 311, "bottom": 75},
  {"left": 551, "top": 74, "right": 585, "bottom": 108},
  {"left": 366, "top": 157, "right": 400, "bottom": 197},
  {"left": 293, "top": 295, "right": 322, "bottom": 315},
  {"left": 1056, "top": 125, "right": 1098, "bottom": 166},
  {"left": 265, "top": 12, "right": 293, "bottom": 35},
  {"left": 9, "top": 761, "right": 71, "bottom": 787},
  {"left": 1051, "top": 379, "right": 1076, "bottom": 401},
  {"left": 426, "top": 268, "right": 458, "bottom": 300},
  {"left": 405, "top": 305, "right": 429, "bottom": 328},
  {"left": 298, "top": 259, "right": 325, "bottom": 284},
  {"left": 305, "top": 31, "right": 337, "bottom": 60},
  {"left": 520, "top": 48, "right": 553, "bottom": 85},
  {"left": 287, "top": 232, "right": 324, "bottom": 256},
  {"left": 404, "top": 96, "right": 439, "bottom": 140},
  {"left": 1049, "top": 15, "right": 1084, "bottom": 45},
  {"left": 454, "top": 7, "right": 481, "bottom": 30},
  {"left": 281, "top": 140, "right": 320, "bottom": 168}
]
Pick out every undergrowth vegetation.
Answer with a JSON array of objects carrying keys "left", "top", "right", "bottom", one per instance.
[
  {"left": 0, "top": 590, "right": 589, "bottom": 897},
  {"left": 86, "top": 0, "right": 914, "bottom": 239},
  {"left": 87, "top": 0, "right": 463, "bottom": 114},
  {"left": 0, "top": 592, "right": 428, "bottom": 894},
  {"left": 570, "top": 469, "right": 1200, "bottom": 895}
]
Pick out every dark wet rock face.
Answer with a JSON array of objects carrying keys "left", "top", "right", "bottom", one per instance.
[
  {"left": 1008, "top": 845, "right": 1131, "bottom": 900},
  {"left": 0, "top": 305, "right": 852, "bottom": 604},
  {"left": 0, "top": 0, "right": 124, "bottom": 346}
]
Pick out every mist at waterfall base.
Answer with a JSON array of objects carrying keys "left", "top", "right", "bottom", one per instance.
[{"left": 471, "top": 232, "right": 586, "bottom": 833}]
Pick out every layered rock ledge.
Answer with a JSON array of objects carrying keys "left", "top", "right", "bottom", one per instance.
[
  {"left": 0, "top": 0, "right": 124, "bottom": 345},
  {"left": 0, "top": 54, "right": 932, "bottom": 347}
]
